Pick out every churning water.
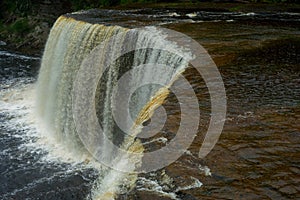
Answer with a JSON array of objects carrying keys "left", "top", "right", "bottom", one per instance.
[{"left": 0, "top": 49, "right": 99, "bottom": 199}]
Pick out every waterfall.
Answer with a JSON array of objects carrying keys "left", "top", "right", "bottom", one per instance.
[{"left": 36, "top": 14, "right": 192, "bottom": 199}]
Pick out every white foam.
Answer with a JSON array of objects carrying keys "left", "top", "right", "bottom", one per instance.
[
  {"left": 199, "top": 165, "right": 211, "bottom": 176},
  {"left": 137, "top": 177, "right": 178, "bottom": 200},
  {"left": 237, "top": 12, "right": 255, "bottom": 17},
  {"left": 0, "top": 50, "right": 40, "bottom": 60},
  {"left": 142, "top": 137, "right": 168, "bottom": 145},
  {"left": 0, "top": 79, "right": 105, "bottom": 170},
  {"left": 186, "top": 12, "right": 197, "bottom": 18},
  {"left": 168, "top": 12, "right": 180, "bottom": 17},
  {"left": 175, "top": 177, "right": 203, "bottom": 192},
  {"left": 137, "top": 174, "right": 203, "bottom": 199}
]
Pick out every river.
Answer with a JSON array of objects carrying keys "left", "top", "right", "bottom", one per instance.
[{"left": 0, "top": 9, "right": 299, "bottom": 200}]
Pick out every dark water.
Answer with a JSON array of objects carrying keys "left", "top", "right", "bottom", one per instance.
[
  {"left": 0, "top": 48, "right": 98, "bottom": 199},
  {"left": 1, "top": 9, "right": 300, "bottom": 200}
]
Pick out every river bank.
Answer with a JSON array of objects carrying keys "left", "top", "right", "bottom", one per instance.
[{"left": 0, "top": 2, "right": 299, "bottom": 55}]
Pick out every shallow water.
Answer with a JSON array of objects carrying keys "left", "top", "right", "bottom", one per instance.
[{"left": 1, "top": 9, "right": 300, "bottom": 200}]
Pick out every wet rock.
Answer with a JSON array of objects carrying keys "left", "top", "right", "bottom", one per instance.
[
  {"left": 175, "top": 191, "right": 198, "bottom": 200},
  {"left": 134, "top": 190, "right": 174, "bottom": 200},
  {"left": 117, "top": 190, "right": 174, "bottom": 200}
]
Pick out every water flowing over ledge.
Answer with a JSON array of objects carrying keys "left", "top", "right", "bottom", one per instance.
[{"left": 36, "top": 12, "right": 193, "bottom": 198}]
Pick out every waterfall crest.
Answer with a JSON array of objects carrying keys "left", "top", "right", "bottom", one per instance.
[{"left": 37, "top": 16, "right": 128, "bottom": 153}]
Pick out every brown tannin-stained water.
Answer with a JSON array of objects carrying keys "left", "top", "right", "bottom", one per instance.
[
  {"left": 0, "top": 9, "right": 299, "bottom": 200},
  {"left": 132, "top": 20, "right": 299, "bottom": 199},
  {"left": 124, "top": 19, "right": 300, "bottom": 199}
]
